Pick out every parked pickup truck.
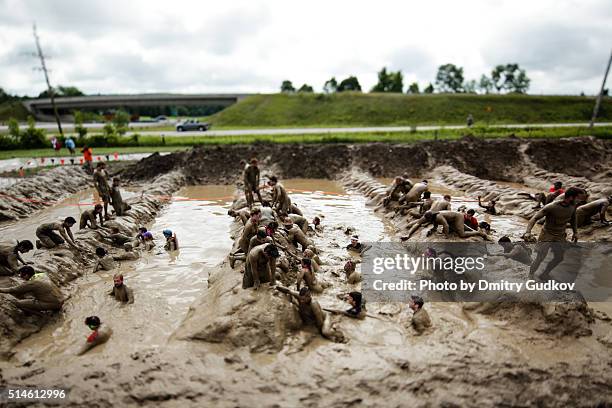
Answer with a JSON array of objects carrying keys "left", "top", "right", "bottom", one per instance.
[{"left": 175, "top": 120, "right": 211, "bottom": 132}]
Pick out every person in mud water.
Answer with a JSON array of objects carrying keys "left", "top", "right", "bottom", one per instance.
[
  {"left": 0, "top": 240, "right": 34, "bottom": 276},
  {"left": 0, "top": 266, "right": 63, "bottom": 313},
  {"left": 230, "top": 207, "right": 262, "bottom": 268},
  {"left": 523, "top": 187, "right": 584, "bottom": 280},
  {"left": 409, "top": 295, "right": 432, "bottom": 334},
  {"left": 108, "top": 274, "right": 134, "bottom": 304},
  {"left": 406, "top": 211, "right": 489, "bottom": 239},
  {"left": 346, "top": 235, "right": 368, "bottom": 253},
  {"left": 342, "top": 260, "right": 362, "bottom": 284},
  {"left": 276, "top": 286, "right": 345, "bottom": 342},
  {"left": 110, "top": 177, "right": 131, "bottom": 216},
  {"left": 77, "top": 316, "right": 113, "bottom": 355},
  {"left": 243, "top": 158, "right": 264, "bottom": 209},
  {"left": 93, "top": 162, "right": 112, "bottom": 220},
  {"left": 163, "top": 229, "right": 179, "bottom": 251},
  {"left": 478, "top": 196, "right": 497, "bottom": 215},
  {"left": 80, "top": 204, "right": 105, "bottom": 229},
  {"left": 35, "top": 217, "right": 78, "bottom": 249},
  {"left": 268, "top": 176, "right": 292, "bottom": 214},
  {"left": 282, "top": 217, "right": 312, "bottom": 252},
  {"left": 93, "top": 247, "right": 116, "bottom": 272},
  {"left": 297, "top": 258, "right": 329, "bottom": 294},
  {"left": 243, "top": 243, "right": 280, "bottom": 290},
  {"left": 496, "top": 236, "right": 532, "bottom": 265}
]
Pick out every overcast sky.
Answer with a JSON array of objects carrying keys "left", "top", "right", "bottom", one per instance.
[{"left": 0, "top": 0, "right": 610, "bottom": 96}]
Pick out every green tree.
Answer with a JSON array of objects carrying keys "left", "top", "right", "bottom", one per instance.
[
  {"left": 20, "top": 116, "right": 47, "bottom": 148},
  {"left": 423, "top": 83, "right": 434, "bottom": 94},
  {"left": 38, "top": 85, "right": 84, "bottom": 98},
  {"left": 298, "top": 84, "right": 314, "bottom": 93},
  {"left": 435, "top": 64, "right": 464, "bottom": 93},
  {"left": 280, "top": 80, "right": 296, "bottom": 93},
  {"left": 323, "top": 77, "right": 338, "bottom": 93},
  {"left": 371, "top": 67, "right": 404, "bottom": 93},
  {"left": 7, "top": 118, "right": 20, "bottom": 141},
  {"left": 491, "top": 64, "right": 530, "bottom": 93},
  {"left": 337, "top": 76, "right": 362, "bottom": 92},
  {"left": 464, "top": 79, "right": 478, "bottom": 94},
  {"left": 112, "top": 110, "right": 130, "bottom": 135},
  {"left": 407, "top": 82, "right": 420, "bottom": 94},
  {"left": 478, "top": 74, "right": 494, "bottom": 94},
  {"left": 73, "top": 111, "right": 88, "bottom": 139}
]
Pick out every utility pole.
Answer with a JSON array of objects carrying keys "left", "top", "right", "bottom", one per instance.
[
  {"left": 32, "top": 23, "right": 64, "bottom": 137},
  {"left": 590, "top": 49, "right": 612, "bottom": 128}
]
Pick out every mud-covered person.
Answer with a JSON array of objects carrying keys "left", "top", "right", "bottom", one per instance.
[
  {"left": 108, "top": 274, "right": 134, "bottom": 304},
  {"left": 297, "top": 258, "right": 329, "bottom": 294},
  {"left": 77, "top": 316, "right": 113, "bottom": 355},
  {"left": 576, "top": 196, "right": 612, "bottom": 227},
  {"left": 342, "top": 260, "right": 362, "bottom": 284},
  {"left": 399, "top": 180, "right": 428, "bottom": 205},
  {"left": 107, "top": 227, "right": 132, "bottom": 248},
  {"left": 407, "top": 211, "right": 488, "bottom": 239},
  {"left": 496, "top": 236, "right": 532, "bottom": 265},
  {"left": 0, "top": 266, "right": 63, "bottom": 313},
  {"left": 477, "top": 196, "right": 497, "bottom": 215},
  {"left": 408, "top": 295, "right": 432, "bottom": 334},
  {"left": 230, "top": 207, "right": 262, "bottom": 268},
  {"left": 282, "top": 217, "right": 312, "bottom": 252},
  {"left": 347, "top": 235, "right": 370, "bottom": 253},
  {"left": 243, "top": 243, "right": 280, "bottom": 290},
  {"left": 243, "top": 158, "right": 263, "bottom": 209},
  {"left": 276, "top": 286, "right": 345, "bottom": 342},
  {"left": 35, "top": 217, "right": 78, "bottom": 249},
  {"left": 110, "top": 177, "right": 131, "bottom": 216},
  {"left": 93, "top": 162, "right": 112, "bottom": 219},
  {"left": 383, "top": 176, "right": 412, "bottom": 208},
  {"left": 80, "top": 204, "right": 105, "bottom": 229},
  {"left": 0, "top": 240, "right": 34, "bottom": 276},
  {"left": 523, "top": 187, "right": 584, "bottom": 280},
  {"left": 93, "top": 247, "right": 116, "bottom": 272},
  {"left": 163, "top": 229, "right": 179, "bottom": 251},
  {"left": 268, "top": 176, "right": 292, "bottom": 214},
  {"left": 228, "top": 207, "right": 251, "bottom": 226}
]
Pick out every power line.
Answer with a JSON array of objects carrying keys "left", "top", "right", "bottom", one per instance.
[{"left": 32, "top": 23, "right": 64, "bottom": 137}]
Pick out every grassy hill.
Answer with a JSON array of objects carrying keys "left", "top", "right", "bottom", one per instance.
[{"left": 209, "top": 93, "right": 612, "bottom": 127}]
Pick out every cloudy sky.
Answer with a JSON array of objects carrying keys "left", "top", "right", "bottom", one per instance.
[{"left": 0, "top": 0, "right": 610, "bottom": 96}]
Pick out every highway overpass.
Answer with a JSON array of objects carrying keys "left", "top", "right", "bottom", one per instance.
[{"left": 23, "top": 93, "right": 251, "bottom": 120}]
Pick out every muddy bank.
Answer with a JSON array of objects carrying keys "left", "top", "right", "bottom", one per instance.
[
  {"left": 0, "top": 171, "right": 185, "bottom": 358},
  {"left": 123, "top": 137, "right": 612, "bottom": 186},
  {"left": 0, "top": 162, "right": 134, "bottom": 222}
]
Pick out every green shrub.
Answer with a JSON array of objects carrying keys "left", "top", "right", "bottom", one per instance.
[{"left": 19, "top": 117, "right": 47, "bottom": 149}]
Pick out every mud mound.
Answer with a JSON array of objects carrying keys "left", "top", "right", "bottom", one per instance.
[{"left": 0, "top": 171, "right": 185, "bottom": 358}]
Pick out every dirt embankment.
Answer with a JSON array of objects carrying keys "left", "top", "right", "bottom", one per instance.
[
  {"left": 0, "top": 171, "right": 185, "bottom": 358},
  {"left": 123, "top": 137, "right": 612, "bottom": 186}
]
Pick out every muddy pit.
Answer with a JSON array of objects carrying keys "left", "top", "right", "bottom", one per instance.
[{"left": 1, "top": 137, "right": 612, "bottom": 407}]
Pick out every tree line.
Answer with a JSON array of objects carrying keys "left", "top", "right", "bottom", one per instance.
[{"left": 281, "top": 63, "right": 531, "bottom": 95}]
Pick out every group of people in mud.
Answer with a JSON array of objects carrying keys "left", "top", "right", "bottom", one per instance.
[
  {"left": 226, "top": 158, "right": 433, "bottom": 342},
  {"left": 0, "top": 161, "right": 179, "bottom": 355},
  {"left": 382, "top": 174, "right": 611, "bottom": 281}
]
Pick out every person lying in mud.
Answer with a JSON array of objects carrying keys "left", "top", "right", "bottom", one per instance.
[
  {"left": 112, "top": 243, "right": 140, "bottom": 261},
  {"left": 108, "top": 274, "right": 134, "bottom": 304},
  {"left": 244, "top": 158, "right": 264, "bottom": 209},
  {"left": 228, "top": 208, "right": 251, "bottom": 226},
  {"left": 406, "top": 211, "right": 488, "bottom": 239},
  {"left": 463, "top": 209, "right": 479, "bottom": 230},
  {"left": 110, "top": 177, "right": 131, "bottom": 216},
  {"left": 0, "top": 240, "right": 34, "bottom": 276},
  {"left": 163, "top": 229, "right": 179, "bottom": 251},
  {"left": 399, "top": 180, "right": 428, "bottom": 205},
  {"left": 243, "top": 243, "right": 280, "bottom": 289},
  {"left": 297, "top": 258, "right": 329, "bottom": 294},
  {"left": 35, "top": 217, "right": 78, "bottom": 249},
  {"left": 494, "top": 236, "right": 532, "bottom": 265},
  {"left": 409, "top": 295, "right": 432, "bottom": 335},
  {"left": 77, "top": 316, "right": 113, "bottom": 356},
  {"left": 93, "top": 162, "right": 112, "bottom": 220},
  {"left": 276, "top": 286, "right": 345, "bottom": 342},
  {"left": 80, "top": 204, "right": 105, "bottom": 229},
  {"left": 342, "top": 260, "right": 362, "bottom": 284},
  {"left": 268, "top": 176, "right": 292, "bottom": 214},
  {"left": 383, "top": 176, "right": 412, "bottom": 208},
  {"left": 576, "top": 196, "right": 611, "bottom": 227},
  {"left": 282, "top": 217, "right": 312, "bottom": 252},
  {"left": 326, "top": 292, "right": 366, "bottom": 319},
  {"left": 523, "top": 187, "right": 583, "bottom": 280},
  {"left": 0, "top": 266, "right": 63, "bottom": 313},
  {"left": 477, "top": 196, "right": 497, "bottom": 215},
  {"left": 399, "top": 193, "right": 451, "bottom": 218},
  {"left": 107, "top": 227, "right": 132, "bottom": 247},
  {"left": 93, "top": 247, "right": 116, "bottom": 272}
]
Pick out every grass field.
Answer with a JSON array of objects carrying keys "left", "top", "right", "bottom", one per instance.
[
  {"left": 0, "top": 125, "right": 609, "bottom": 160},
  {"left": 208, "top": 93, "right": 612, "bottom": 127}
]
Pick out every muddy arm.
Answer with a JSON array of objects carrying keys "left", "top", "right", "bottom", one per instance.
[
  {"left": 127, "top": 287, "right": 135, "bottom": 304},
  {"left": 407, "top": 218, "right": 425, "bottom": 238},
  {"left": 525, "top": 208, "right": 546, "bottom": 235},
  {"left": 296, "top": 269, "right": 304, "bottom": 291},
  {"left": 437, "top": 215, "right": 450, "bottom": 236},
  {"left": 600, "top": 202, "right": 610, "bottom": 224},
  {"left": 276, "top": 285, "right": 299, "bottom": 298}
]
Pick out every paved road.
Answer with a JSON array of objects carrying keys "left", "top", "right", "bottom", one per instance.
[{"left": 126, "top": 122, "right": 612, "bottom": 137}]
